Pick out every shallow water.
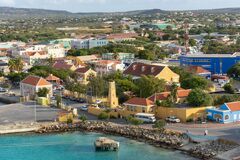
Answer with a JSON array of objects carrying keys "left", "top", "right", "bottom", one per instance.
[{"left": 0, "top": 132, "right": 196, "bottom": 160}]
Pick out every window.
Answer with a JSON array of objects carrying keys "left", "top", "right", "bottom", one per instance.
[{"left": 225, "top": 115, "right": 229, "bottom": 120}]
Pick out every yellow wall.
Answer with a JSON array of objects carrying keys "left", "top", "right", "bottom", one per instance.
[
  {"left": 157, "top": 67, "right": 180, "bottom": 83},
  {"left": 88, "top": 107, "right": 119, "bottom": 118},
  {"left": 58, "top": 113, "right": 73, "bottom": 122},
  {"left": 155, "top": 106, "right": 211, "bottom": 122}
]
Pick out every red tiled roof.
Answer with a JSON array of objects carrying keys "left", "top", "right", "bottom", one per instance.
[
  {"left": 97, "top": 60, "right": 121, "bottom": 65},
  {"left": 25, "top": 51, "right": 47, "bottom": 56},
  {"left": 52, "top": 61, "right": 74, "bottom": 70},
  {"left": 75, "top": 67, "right": 90, "bottom": 73},
  {"left": 21, "top": 75, "right": 51, "bottom": 86},
  {"left": 124, "top": 97, "right": 154, "bottom": 106},
  {"left": 107, "top": 33, "right": 138, "bottom": 39},
  {"left": 45, "top": 74, "right": 60, "bottom": 81},
  {"left": 226, "top": 101, "right": 240, "bottom": 112},
  {"left": 148, "top": 89, "right": 191, "bottom": 101},
  {"left": 123, "top": 62, "right": 165, "bottom": 77},
  {"left": 186, "top": 66, "right": 211, "bottom": 74}
]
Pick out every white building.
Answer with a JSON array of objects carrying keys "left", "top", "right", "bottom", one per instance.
[
  {"left": 71, "top": 39, "right": 109, "bottom": 49},
  {"left": 95, "top": 60, "right": 125, "bottom": 76},
  {"left": 20, "top": 75, "right": 53, "bottom": 99}
]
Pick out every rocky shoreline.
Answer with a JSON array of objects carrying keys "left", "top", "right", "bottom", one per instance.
[{"left": 36, "top": 121, "right": 239, "bottom": 160}]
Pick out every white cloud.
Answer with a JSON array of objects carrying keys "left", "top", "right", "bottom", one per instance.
[{"left": 0, "top": 0, "right": 15, "bottom": 6}]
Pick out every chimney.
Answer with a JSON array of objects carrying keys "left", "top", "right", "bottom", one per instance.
[
  {"left": 141, "top": 66, "right": 145, "bottom": 72},
  {"left": 151, "top": 67, "right": 155, "bottom": 73}
]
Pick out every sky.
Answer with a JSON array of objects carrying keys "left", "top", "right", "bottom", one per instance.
[{"left": 0, "top": 0, "right": 240, "bottom": 12}]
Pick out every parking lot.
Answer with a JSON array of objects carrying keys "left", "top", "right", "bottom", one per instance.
[{"left": 0, "top": 102, "right": 62, "bottom": 125}]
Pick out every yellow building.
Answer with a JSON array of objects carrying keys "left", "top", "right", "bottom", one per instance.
[
  {"left": 75, "top": 67, "right": 97, "bottom": 85},
  {"left": 122, "top": 97, "right": 155, "bottom": 117},
  {"left": 123, "top": 62, "right": 179, "bottom": 83},
  {"left": 155, "top": 106, "right": 212, "bottom": 122}
]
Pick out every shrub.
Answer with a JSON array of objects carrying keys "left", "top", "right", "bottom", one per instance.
[
  {"left": 223, "top": 83, "right": 235, "bottom": 94},
  {"left": 79, "top": 115, "right": 87, "bottom": 122},
  {"left": 152, "top": 120, "right": 166, "bottom": 129},
  {"left": 186, "top": 118, "right": 193, "bottom": 123},
  {"left": 98, "top": 112, "right": 109, "bottom": 120},
  {"left": 67, "top": 118, "right": 73, "bottom": 124},
  {"left": 127, "top": 116, "right": 143, "bottom": 125}
]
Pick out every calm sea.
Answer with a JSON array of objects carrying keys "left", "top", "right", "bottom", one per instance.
[{"left": 0, "top": 132, "right": 196, "bottom": 160}]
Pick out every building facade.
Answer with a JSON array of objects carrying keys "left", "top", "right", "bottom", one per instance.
[
  {"left": 20, "top": 75, "right": 53, "bottom": 99},
  {"left": 180, "top": 53, "right": 240, "bottom": 74},
  {"left": 207, "top": 101, "right": 240, "bottom": 123},
  {"left": 71, "top": 39, "right": 109, "bottom": 49}
]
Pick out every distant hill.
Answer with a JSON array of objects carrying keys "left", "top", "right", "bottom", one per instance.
[
  {"left": 0, "top": 7, "right": 239, "bottom": 19},
  {"left": 0, "top": 7, "right": 75, "bottom": 19},
  {"left": 190, "top": 8, "right": 240, "bottom": 14}
]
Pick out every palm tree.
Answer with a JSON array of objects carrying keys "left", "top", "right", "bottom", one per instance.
[{"left": 8, "top": 57, "right": 24, "bottom": 72}]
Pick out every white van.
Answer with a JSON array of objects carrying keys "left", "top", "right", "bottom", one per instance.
[{"left": 135, "top": 113, "right": 156, "bottom": 123}]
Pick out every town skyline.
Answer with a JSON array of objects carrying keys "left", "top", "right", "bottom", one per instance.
[{"left": 0, "top": 0, "right": 240, "bottom": 12}]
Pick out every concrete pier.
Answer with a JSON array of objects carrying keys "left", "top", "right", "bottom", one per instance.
[{"left": 94, "top": 137, "right": 119, "bottom": 151}]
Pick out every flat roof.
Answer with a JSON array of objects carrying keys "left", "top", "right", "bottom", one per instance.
[{"left": 181, "top": 54, "right": 236, "bottom": 58}]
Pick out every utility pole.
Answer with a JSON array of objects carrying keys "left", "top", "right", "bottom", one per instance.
[{"left": 184, "top": 20, "right": 190, "bottom": 54}]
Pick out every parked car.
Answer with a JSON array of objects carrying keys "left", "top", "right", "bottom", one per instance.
[
  {"left": 0, "top": 87, "right": 7, "bottom": 92},
  {"left": 165, "top": 116, "right": 180, "bottom": 123},
  {"left": 80, "top": 105, "right": 88, "bottom": 111},
  {"left": 77, "top": 98, "right": 86, "bottom": 103},
  {"left": 135, "top": 113, "right": 156, "bottom": 123},
  {"left": 96, "top": 100, "right": 102, "bottom": 104}
]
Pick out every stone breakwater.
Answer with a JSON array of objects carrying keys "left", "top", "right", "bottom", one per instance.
[
  {"left": 36, "top": 121, "right": 185, "bottom": 148},
  {"left": 189, "top": 139, "right": 239, "bottom": 159},
  {"left": 36, "top": 121, "right": 239, "bottom": 159}
]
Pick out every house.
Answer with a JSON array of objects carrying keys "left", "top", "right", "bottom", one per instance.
[
  {"left": 75, "top": 67, "right": 97, "bottom": 84},
  {"left": 207, "top": 101, "right": 240, "bottom": 123},
  {"left": 148, "top": 89, "right": 191, "bottom": 103},
  {"left": 21, "top": 51, "right": 48, "bottom": 65},
  {"left": 20, "top": 75, "right": 53, "bottom": 99},
  {"left": 95, "top": 60, "right": 125, "bottom": 76},
  {"left": 102, "top": 52, "right": 135, "bottom": 64},
  {"left": 122, "top": 97, "right": 155, "bottom": 116},
  {"left": 185, "top": 66, "right": 211, "bottom": 78},
  {"left": 77, "top": 55, "right": 100, "bottom": 64},
  {"left": 52, "top": 61, "right": 76, "bottom": 71},
  {"left": 179, "top": 52, "right": 240, "bottom": 74},
  {"left": 123, "top": 62, "right": 179, "bottom": 83},
  {"left": 106, "top": 33, "right": 138, "bottom": 42},
  {"left": 45, "top": 74, "right": 61, "bottom": 85}
]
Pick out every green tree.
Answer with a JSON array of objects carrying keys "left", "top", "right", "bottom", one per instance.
[
  {"left": 136, "top": 75, "right": 165, "bottom": 98},
  {"left": 37, "top": 88, "right": 49, "bottom": 97},
  {"left": 181, "top": 75, "right": 209, "bottom": 90},
  {"left": 224, "top": 83, "right": 235, "bottom": 94},
  {"left": 56, "top": 95, "right": 62, "bottom": 108},
  {"left": 187, "top": 89, "right": 213, "bottom": 107}
]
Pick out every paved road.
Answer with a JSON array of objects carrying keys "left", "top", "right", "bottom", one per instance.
[{"left": 165, "top": 123, "right": 240, "bottom": 143}]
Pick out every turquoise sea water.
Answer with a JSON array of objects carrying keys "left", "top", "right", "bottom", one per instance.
[{"left": 0, "top": 132, "right": 196, "bottom": 160}]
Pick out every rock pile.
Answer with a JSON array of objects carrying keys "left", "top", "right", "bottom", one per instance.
[{"left": 189, "top": 139, "right": 239, "bottom": 159}]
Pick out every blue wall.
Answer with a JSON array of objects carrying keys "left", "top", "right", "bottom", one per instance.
[
  {"left": 180, "top": 56, "right": 240, "bottom": 74},
  {"left": 207, "top": 105, "right": 240, "bottom": 123}
]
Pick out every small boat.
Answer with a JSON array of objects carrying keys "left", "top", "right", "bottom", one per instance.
[{"left": 94, "top": 137, "right": 119, "bottom": 151}]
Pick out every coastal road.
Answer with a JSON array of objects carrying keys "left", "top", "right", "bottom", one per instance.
[{"left": 165, "top": 123, "right": 240, "bottom": 143}]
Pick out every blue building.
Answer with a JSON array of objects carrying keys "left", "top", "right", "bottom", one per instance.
[
  {"left": 179, "top": 53, "right": 240, "bottom": 74},
  {"left": 207, "top": 102, "right": 240, "bottom": 123}
]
